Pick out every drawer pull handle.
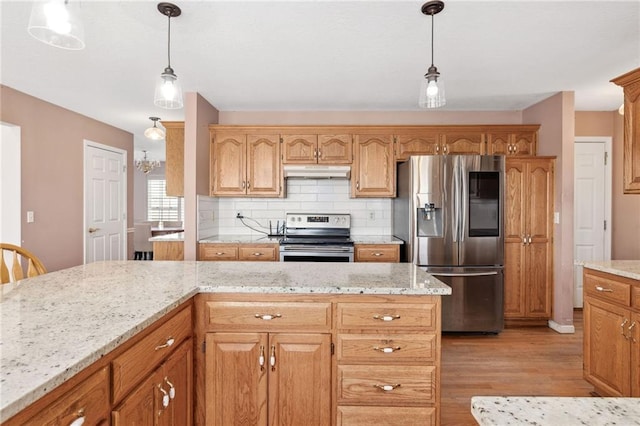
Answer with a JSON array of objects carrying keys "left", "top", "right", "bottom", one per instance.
[
  {"left": 255, "top": 313, "right": 282, "bottom": 320},
  {"left": 165, "top": 377, "right": 176, "bottom": 399},
  {"left": 374, "top": 383, "right": 401, "bottom": 392},
  {"left": 259, "top": 345, "right": 265, "bottom": 370},
  {"left": 629, "top": 322, "right": 637, "bottom": 343},
  {"left": 270, "top": 345, "right": 276, "bottom": 371},
  {"left": 158, "top": 384, "right": 170, "bottom": 408},
  {"left": 155, "top": 337, "right": 175, "bottom": 351},
  {"left": 215, "top": 252, "right": 226, "bottom": 256},
  {"left": 595, "top": 285, "right": 614, "bottom": 293},
  {"left": 373, "top": 314, "right": 401, "bottom": 322},
  {"left": 374, "top": 346, "right": 401, "bottom": 353},
  {"left": 69, "top": 409, "right": 85, "bottom": 426},
  {"left": 621, "top": 319, "right": 629, "bottom": 339},
  {"left": 372, "top": 252, "right": 384, "bottom": 256},
  {"left": 252, "top": 252, "right": 263, "bottom": 256}
]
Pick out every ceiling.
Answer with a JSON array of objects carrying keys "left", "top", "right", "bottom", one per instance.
[{"left": 1, "top": 0, "right": 639, "bottom": 161}]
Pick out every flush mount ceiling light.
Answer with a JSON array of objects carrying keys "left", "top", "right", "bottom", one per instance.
[
  {"left": 144, "top": 117, "right": 166, "bottom": 140},
  {"left": 154, "top": 2, "right": 183, "bottom": 109},
  {"left": 419, "top": 0, "right": 446, "bottom": 109},
  {"left": 135, "top": 150, "right": 161, "bottom": 174},
  {"left": 27, "top": 0, "right": 85, "bottom": 50}
]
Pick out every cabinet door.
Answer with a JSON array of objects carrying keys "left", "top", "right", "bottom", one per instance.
[
  {"left": 504, "top": 241, "right": 526, "bottom": 318},
  {"left": 282, "top": 135, "right": 318, "bottom": 164},
  {"left": 268, "top": 333, "right": 332, "bottom": 426},
  {"left": 112, "top": 370, "right": 161, "bottom": 425},
  {"left": 318, "top": 134, "right": 352, "bottom": 164},
  {"left": 512, "top": 131, "right": 537, "bottom": 155},
  {"left": 164, "top": 122, "right": 185, "bottom": 197},
  {"left": 247, "top": 135, "right": 281, "bottom": 196},
  {"left": 395, "top": 133, "right": 439, "bottom": 161},
  {"left": 583, "top": 298, "right": 631, "bottom": 396},
  {"left": 199, "top": 243, "right": 239, "bottom": 261},
  {"left": 486, "top": 132, "right": 511, "bottom": 155},
  {"left": 211, "top": 133, "right": 247, "bottom": 196},
  {"left": 526, "top": 159, "right": 554, "bottom": 242},
  {"left": 525, "top": 241, "right": 552, "bottom": 318},
  {"left": 440, "top": 132, "right": 484, "bottom": 155},
  {"left": 206, "top": 333, "right": 268, "bottom": 426},
  {"left": 632, "top": 311, "right": 640, "bottom": 397},
  {"left": 504, "top": 160, "right": 526, "bottom": 319},
  {"left": 353, "top": 134, "right": 395, "bottom": 197},
  {"left": 162, "top": 339, "right": 193, "bottom": 426}
]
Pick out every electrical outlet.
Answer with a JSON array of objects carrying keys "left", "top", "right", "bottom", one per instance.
[
  {"left": 554, "top": 212, "right": 560, "bottom": 224},
  {"left": 369, "top": 211, "right": 375, "bottom": 220}
]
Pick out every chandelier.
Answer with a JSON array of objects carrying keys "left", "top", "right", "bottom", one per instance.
[{"left": 135, "top": 150, "right": 161, "bottom": 174}]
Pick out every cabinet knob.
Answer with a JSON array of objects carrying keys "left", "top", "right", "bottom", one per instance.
[
  {"left": 157, "top": 384, "right": 170, "bottom": 408},
  {"left": 374, "top": 383, "right": 401, "bottom": 392},
  {"left": 621, "top": 318, "right": 629, "bottom": 339},
  {"left": 372, "top": 314, "right": 401, "bottom": 322},
  {"left": 155, "top": 337, "right": 175, "bottom": 351},
  {"left": 165, "top": 377, "right": 176, "bottom": 399},
  {"left": 259, "top": 345, "right": 265, "bottom": 370},
  {"left": 270, "top": 345, "right": 276, "bottom": 371},
  {"left": 629, "top": 321, "right": 637, "bottom": 343}
]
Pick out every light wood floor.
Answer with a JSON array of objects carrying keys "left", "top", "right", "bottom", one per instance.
[{"left": 440, "top": 310, "right": 594, "bottom": 425}]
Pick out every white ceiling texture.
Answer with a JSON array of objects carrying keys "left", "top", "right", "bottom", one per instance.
[{"left": 1, "top": 0, "right": 639, "bottom": 161}]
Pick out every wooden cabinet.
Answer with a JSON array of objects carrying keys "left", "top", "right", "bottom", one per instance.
[
  {"left": 112, "top": 306, "right": 193, "bottom": 425},
  {"left": 504, "top": 157, "right": 554, "bottom": 325},
  {"left": 583, "top": 268, "right": 640, "bottom": 397},
  {"left": 153, "top": 241, "right": 185, "bottom": 261},
  {"left": 395, "top": 132, "right": 440, "bottom": 161},
  {"left": 352, "top": 134, "right": 395, "bottom": 197},
  {"left": 354, "top": 244, "right": 400, "bottom": 262},
  {"left": 335, "top": 299, "right": 440, "bottom": 426},
  {"left": 282, "top": 133, "right": 352, "bottom": 164},
  {"left": 440, "top": 132, "right": 484, "bottom": 155},
  {"left": 201, "top": 298, "right": 332, "bottom": 426},
  {"left": 163, "top": 121, "right": 185, "bottom": 197},
  {"left": 199, "top": 242, "right": 279, "bottom": 261},
  {"left": 19, "top": 366, "right": 110, "bottom": 426},
  {"left": 611, "top": 67, "right": 640, "bottom": 193},
  {"left": 486, "top": 130, "right": 537, "bottom": 156},
  {"left": 210, "top": 132, "right": 282, "bottom": 197}
]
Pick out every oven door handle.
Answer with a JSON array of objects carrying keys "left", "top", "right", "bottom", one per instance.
[
  {"left": 429, "top": 271, "right": 498, "bottom": 277},
  {"left": 281, "top": 246, "right": 353, "bottom": 252}
]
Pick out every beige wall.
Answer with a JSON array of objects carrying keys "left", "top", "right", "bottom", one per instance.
[
  {"left": 523, "top": 92, "right": 575, "bottom": 328},
  {"left": 576, "top": 111, "right": 640, "bottom": 259},
  {"left": 0, "top": 85, "right": 134, "bottom": 272}
]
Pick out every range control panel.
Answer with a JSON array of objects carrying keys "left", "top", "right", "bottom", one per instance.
[{"left": 285, "top": 213, "right": 351, "bottom": 229}]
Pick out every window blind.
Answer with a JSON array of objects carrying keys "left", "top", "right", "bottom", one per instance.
[{"left": 147, "top": 179, "right": 184, "bottom": 221}]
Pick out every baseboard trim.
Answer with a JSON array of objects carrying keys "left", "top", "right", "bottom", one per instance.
[{"left": 548, "top": 320, "right": 575, "bottom": 334}]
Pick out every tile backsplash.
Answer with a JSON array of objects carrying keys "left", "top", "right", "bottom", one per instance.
[{"left": 197, "top": 179, "right": 392, "bottom": 238}]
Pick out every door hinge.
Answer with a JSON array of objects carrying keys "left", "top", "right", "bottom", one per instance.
[
  {"left": 330, "top": 342, "right": 335, "bottom": 356},
  {"left": 604, "top": 220, "right": 607, "bottom": 231},
  {"left": 604, "top": 152, "right": 608, "bottom": 165},
  {"left": 280, "top": 137, "right": 283, "bottom": 143},
  {"left": 201, "top": 340, "right": 206, "bottom": 354},
  {"left": 123, "top": 164, "right": 127, "bottom": 173}
]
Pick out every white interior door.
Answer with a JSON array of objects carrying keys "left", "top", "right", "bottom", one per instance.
[
  {"left": 0, "top": 123, "right": 21, "bottom": 246},
  {"left": 84, "top": 141, "right": 127, "bottom": 263},
  {"left": 574, "top": 138, "right": 612, "bottom": 307}
]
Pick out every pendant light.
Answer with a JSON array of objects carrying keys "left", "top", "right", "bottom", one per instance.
[
  {"left": 419, "top": 1, "right": 446, "bottom": 109},
  {"left": 154, "top": 3, "right": 183, "bottom": 109},
  {"left": 27, "top": 0, "right": 85, "bottom": 50},
  {"left": 144, "top": 117, "right": 166, "bottom": 140}
]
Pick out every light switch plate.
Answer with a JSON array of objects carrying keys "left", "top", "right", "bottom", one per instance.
[
  {"left": 554, "top": 212, "right": 560, "bottom": 224},
  {"left": 27, "top": 211, "right": 35, "bottom": 223}
]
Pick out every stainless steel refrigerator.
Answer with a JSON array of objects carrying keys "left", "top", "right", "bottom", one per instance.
[{"left": 393, "top": 155, "right": 505, "bottom": 333}]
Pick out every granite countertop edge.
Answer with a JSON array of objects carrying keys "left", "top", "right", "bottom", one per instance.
[
  {"left": 583, "top": 260, "right": 640, "bottom": 281},
  {"left": 154, "top": 234, "right": 406, "bottom": 244}
]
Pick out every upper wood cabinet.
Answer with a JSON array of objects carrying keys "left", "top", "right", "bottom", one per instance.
[
  {"left": 440, "top": 132, "right": 484, "bottom": 155},
  {"left": 612, "top": 67, "right": 640, "bottom": 194},
  {"left": 352, "top": 134, "right": 395, "bottom": 197},
  {"left": 486, "top": 129, "right": 538, "bottom": 156},
  {"left": 163, "top": 121, "right": 184, "bottom": 197},
  {"left": 395, "top": 132, "right": 440, "bottom": 160},
  {"left": 282, "top": 133, "right": 352, "bottom": 164},
  {"left": 210, "top": 132, "right": 282, "bottom": 197}
]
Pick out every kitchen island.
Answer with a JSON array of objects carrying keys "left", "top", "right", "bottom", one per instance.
[{"left": 0, "top": 260, "right": 449, "bottom": 424}]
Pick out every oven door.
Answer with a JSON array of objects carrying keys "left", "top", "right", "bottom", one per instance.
[{"left": 279, "top": 245, "right": 354, "bottom": 262}]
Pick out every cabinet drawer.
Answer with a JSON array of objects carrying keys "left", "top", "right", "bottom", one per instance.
[
  {"left": 23, "top": 366, "right": 110, "bottom": 426},
  {"left": 199, "top": 243, "right": 238, "bottom": 260},
  {"left": 205, "top": 301, "right": 332, "bottom": 331},
  {"left": 112, "top": 306, "right": 192, "bottom": 403},
  {"left": 632, "top": 285, "right": 640, "bottom": 309},
  {"left": 337, "top": 333, "right": 436, "bottom": 363},
  {"left": 238, "top": 245, "right": 278, "bottom": 261},
  {"left": 337, "top": 406, "right": 436, "bottom": 426},
  {"left": 584, "top": 273, "right": 631, "bottom": 306},
  {"left": 336, "top": 302, "right": 437, "bottom": 330},
  {"left": 338, "top": 365, "right": 435, "bottom": 405},
  {"left": 354, "top": 245, "right": 400, "bottom": 262}
]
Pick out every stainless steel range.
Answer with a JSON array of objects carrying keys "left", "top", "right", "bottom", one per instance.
[{"left": 279, "top": 213, "right": 354, "bottom": 262}]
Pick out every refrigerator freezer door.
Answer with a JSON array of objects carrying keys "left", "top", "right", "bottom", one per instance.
[{"left": 424, "top": 266, "right": 504, "bottom": 333}]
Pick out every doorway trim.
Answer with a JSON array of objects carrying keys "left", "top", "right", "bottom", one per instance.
[{"left": 83, "top": 140, "right": 127, "bottom": 263}]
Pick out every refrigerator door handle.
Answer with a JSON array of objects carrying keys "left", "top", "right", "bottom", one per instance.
[
  {"left": 452, "top": 157, "right": 460, "bottom": 243},
  {"left": 430, "top": 271, "right": 499, "bottom": 277},
  {"left": 460, "top": 158, "right": 468, "bottom": 243}
]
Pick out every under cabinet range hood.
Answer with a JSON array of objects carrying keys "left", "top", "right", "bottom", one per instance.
[{"left": 282, "top": 165, "right": 351, "bottom": 179}]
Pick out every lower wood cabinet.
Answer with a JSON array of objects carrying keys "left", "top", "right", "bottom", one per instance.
[
  {"left": 583, "top": 268, "right": 640, "bottom": 397},
  {"left": 199, "top": 243, "right": 279, "bottom": 261},
  {"left": 153, "top": 241, "right": 185, "bottom": 261},
  {"left": 354, "top": 244, "right": 400, "bottom": 262}
]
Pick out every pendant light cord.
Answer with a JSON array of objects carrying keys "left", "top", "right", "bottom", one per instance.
[
  {"left": 430, "top": 13, "right": 435, "bottom": 67},
  {"left": 166, "top": 14, "right": 172, "bottom": 68}
]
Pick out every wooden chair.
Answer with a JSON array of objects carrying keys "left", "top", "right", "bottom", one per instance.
[{"left": 0, "top": 243, "right": 47, "bottom": 284}]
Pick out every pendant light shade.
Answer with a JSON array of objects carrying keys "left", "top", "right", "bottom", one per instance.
[
  {"left": 154, "top": 3, "right": 183, "bottom": 109},
  {"left": 419, "top": 1, "right": 446, "bottom": 109},
  {"left": 27, "top": 0, "right": 85, "bottom": 50},
  {"left": 144, "top": 117, "right": 166, "bottom": 140}
]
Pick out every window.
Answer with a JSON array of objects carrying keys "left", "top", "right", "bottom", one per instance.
[{"left": 147, "top": 179, "right": 184, "bottom": 221}]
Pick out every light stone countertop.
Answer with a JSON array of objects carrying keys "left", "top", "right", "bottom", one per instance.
[
  {"left": 149, "top": 231, "right": 185, "bottom": 242},
  {"left": 198, "top": 234, "right": 282, "bottom": 244},
  {"left": 0, "top": 260, "right": 449, "bottom": 422},
  {"left": 583, "top": 260, "right": 640, "bottom": 281},
  {"left": 154, "top": 233, "right": 405, "bottom": 244},
  {"left": 471, "top": 396, "right": 640, "bottom": 425},
  {"left": 351, "top": 235, "right": 404, "bottom": 244}
]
